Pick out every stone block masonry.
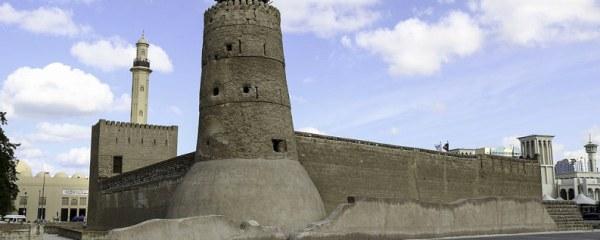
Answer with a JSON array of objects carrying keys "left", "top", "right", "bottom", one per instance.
[
  {"left": 91, "top": 153, "right": 193, "bottom": 229},
  {"left": 88, "top": 120, "right": 178, "bottom": 229},
  {"left": 295, "top": 132, "right": 542, "bottom": 213}
]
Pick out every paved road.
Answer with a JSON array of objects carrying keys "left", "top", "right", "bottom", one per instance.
[
  {"left": 447, "top": 231, "right": 600, "bottom": 240},
  {"left": 42, "top": 232, "right": 600, "bottom": 240},
  {"left": 43, "top": 234, "right": 70, "bottom": 240}
]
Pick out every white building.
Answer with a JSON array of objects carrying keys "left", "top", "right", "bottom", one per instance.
[
  {"left": 556, "top": 138, "right": 599, "bottom": 200},
  {"left": 448, "top": 147, "right": 521, "bottom": 158},
  {"left": 518, "top": 135, "right": 555, "bottom": 198}
]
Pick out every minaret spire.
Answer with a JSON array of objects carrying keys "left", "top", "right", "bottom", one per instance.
[
  {"left": 130, "top": 32, "right": 152, "bottom": 124},
  {"left": 586, "top": 134, "right": 598, "bottom": 172}
]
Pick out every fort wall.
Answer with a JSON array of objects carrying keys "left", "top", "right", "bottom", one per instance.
[
  {"left": 88, "top": 120, "right": 179, "bottom": 228},
  {"left": 91, "top": 153, "right": 194, "bottom": 229},
  {"left": 295, "top": 132, "right": 542, "bottom": 213}
]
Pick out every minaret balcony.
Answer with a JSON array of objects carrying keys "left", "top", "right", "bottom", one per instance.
[{"left": 133, "top": 59, "right": 150, "bottom": 68}]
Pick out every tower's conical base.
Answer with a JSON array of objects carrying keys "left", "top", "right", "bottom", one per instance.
[{"left": 167, "top": 158, "right": 326, "bottom": 232}]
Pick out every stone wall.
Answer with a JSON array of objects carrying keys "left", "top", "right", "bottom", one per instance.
[
  {"left": 88, "top": 120, "right": 179, "bottom": 228},
  {"left": 0, "top": 224, "right": 40, "bottom": 240},
  {"left": 295, "top": 197, "right": 556, "bottom": 239},
  {"left": 91, "top": 152, "right": 194, "bottom": 229},
  {"left": 92, "top": 120, "right": 178, "bottom": 179},
  {"left": 295, "top": 132, "right": 542, "bottom": 213}
]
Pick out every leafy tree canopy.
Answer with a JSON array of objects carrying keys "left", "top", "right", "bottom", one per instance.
[{"left": 0, "top": 112, "right": 19, "bottom": 215}]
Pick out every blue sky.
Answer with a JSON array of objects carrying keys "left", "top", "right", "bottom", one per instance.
[{"left": 1, "top": 0, "right": 600, "bottom": 175}]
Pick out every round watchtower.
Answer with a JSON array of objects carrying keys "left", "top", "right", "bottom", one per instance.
[{"left": 168, "top": 0, "right": 325, "bottom": 232}]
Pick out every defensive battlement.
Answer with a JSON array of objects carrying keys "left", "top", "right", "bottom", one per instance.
[
  {"left": 295, "top": 131, "right": 535, "bottom": 163},
  {"left": 97, "top": 119, "right": 177, "bottom": 131},
  {"left": 204, "top": 0, "right": 280, "bottom": 32}
]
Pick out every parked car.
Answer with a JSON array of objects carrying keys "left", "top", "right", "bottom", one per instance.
[
  {"left": 71, "top": 216, "right": 85, "bottom": 222},
  {"left": 2, "top": 215, "right": 26, "bottom": 224}
]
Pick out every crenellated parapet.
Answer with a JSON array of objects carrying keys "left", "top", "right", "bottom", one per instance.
[
  {"left": 204, "top": 0, "right": 280, "bottom": 32},
  {"left": 98, "top": 119, "right": 177, "bottom": 131},
  {"left": 100, "top": 152, "right": 194, "bottom": 193}
]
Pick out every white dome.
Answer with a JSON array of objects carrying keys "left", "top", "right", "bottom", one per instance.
[
  {"left": 54, "top": 172, "right": 69, "bottom": 178},
  {"left": 16, "top": 161, "right": 32, "bottom": 177}
]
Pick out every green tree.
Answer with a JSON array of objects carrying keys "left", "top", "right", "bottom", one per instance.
[{"left": 0, "top": 112, "right": 19, "bottom": 215}]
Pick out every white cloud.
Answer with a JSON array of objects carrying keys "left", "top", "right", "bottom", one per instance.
[
  {"left": 340, "top": 35, "right": 354, "bottom": 48},
  {"left": 273, "top": 0, "right": 380, "bottom": 37},
  {"left": 0, "top": 63, "right": 115, "bottom": 118},
  {"left": 587, "top": 125, "right": 600, "bottom": 143},
  {"left": 57, "top": 147, "right": 89, "bottom": 167},
  {"left": 71, "top": 38, "right": 174, "bottom": 73},
  {"left": 473, "top": 0, "right": 600, "bottom": 45},
  {"left": 0, "top": 3, "right": 90, "bottom": 36},
  {"left": 502, "top": 136, "right": 521, "bottom": 149},
  {"left": 355, "top": 11, "right": 483, "bottom": 76},
  {"left": 390, "top": 127, "right": 400, "bottom": 136},
  {"left": 297, "top": 127, "right": 325, "bottom": 135},
  {"left": 169, "top": 105, "right": 183, "bottom": 116},
  {"left": 30, "top": 122, "right": 90, "bottom": 142},
  {"left": 562, "top": 149, "right": 587, "bottom": 160},
  {"left": 113, "top": 93, "right": 131, "bottom": 112},
  {"left": 47, "top": 0, "right": 98, "bottom": 4}
]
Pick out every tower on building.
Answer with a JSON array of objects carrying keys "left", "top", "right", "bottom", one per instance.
[
  {"left": 167, "top": 0, "right": 325, "bottom": 231},
  {"left": 130, "top": 33, "right": 152, "bottom": 124},
  {"left": 585, "top": 135, "right": 598, "bottom": 172},
  {"left": 519, "top": 135, "right": 556, "bottom": 198}
]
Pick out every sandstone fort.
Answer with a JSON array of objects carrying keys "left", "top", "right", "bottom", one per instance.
[{"left": 78, "top": 0, "right": 588, "bottom": 239}]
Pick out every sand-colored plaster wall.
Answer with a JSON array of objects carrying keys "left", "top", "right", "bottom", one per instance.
[{"left": 295, "top": 197, "right": 556, "bottom": 239}]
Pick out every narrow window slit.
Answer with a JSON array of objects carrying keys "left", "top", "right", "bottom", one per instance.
[{"left": 272, "top": 139, "right": 287, "bottom": 153}]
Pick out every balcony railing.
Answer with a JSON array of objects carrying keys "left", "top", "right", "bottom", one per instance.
[{"left": 133, "top": 59, "right": 150, "bottom": 68}]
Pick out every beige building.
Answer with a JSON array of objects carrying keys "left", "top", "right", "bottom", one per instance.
[{"left": 12, "top": 161, "right": 89, "bottom": 222}]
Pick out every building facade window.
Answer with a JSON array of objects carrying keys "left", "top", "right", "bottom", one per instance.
[
  {"left": 71, "top": 198, "right": 78, "bottom": 206},
  {"left": 80, "top": 197, "right": 87, "bottom": 206},
  {"left": 113, "top": 156, "right": 123, "bottom": 174},
  {"left": 61, "top": 197, "right": 69, "bottom": 206}
]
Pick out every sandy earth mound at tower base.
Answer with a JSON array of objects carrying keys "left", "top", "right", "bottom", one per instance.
[
  {"left": 294, "top": 197, "right": 557, "bottom": 239},
  {"left": 107, "top": 215, "right": 286, "bottom": 240},
  {"left": 167, "top": 158, "right": 326, "bottom": 232}
]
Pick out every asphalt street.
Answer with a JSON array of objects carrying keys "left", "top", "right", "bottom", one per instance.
[{"left": 446, "top": 231, "right": 600, "bottom": 240}]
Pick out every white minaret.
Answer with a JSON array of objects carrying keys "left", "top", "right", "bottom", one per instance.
[
  {"left": 585, "top": 135, "right": 598, "bottom": 172},
  {"left": 518, "top": 135, "right": 556, "bottom": 198},
  {"left": 130, "top": 33, "right": 152, "bottom": 124}
]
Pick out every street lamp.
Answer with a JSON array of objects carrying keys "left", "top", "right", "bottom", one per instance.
[{"left": 36, "top": 172, "right": 48, "bottom": 222}]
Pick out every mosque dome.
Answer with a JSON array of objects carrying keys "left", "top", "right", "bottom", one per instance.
[
  {"left": 71, "top": 173, "right": 86, "bottom": 179},
  {"left": 54, "top": 172, "right": 69, "bottom": 178},
  {"left": 35, "top": 171, "right": 50, "bottom": 178},
  {"left": 16, "top": 161, "right": 32, "bottom": 177}
]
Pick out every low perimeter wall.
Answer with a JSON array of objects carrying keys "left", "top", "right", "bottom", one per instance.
[
  {"left": 101, "top": 197, "right": 555, "bottom": 240},
  {"left": 295, "top": 197, "right": 557, "bottom": 240},
  {"left": 107, "top": 216, "right": 286, "bottom": 240},
  {"left": 0, "top": 224, "right": 40, "bottom": 240}
]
